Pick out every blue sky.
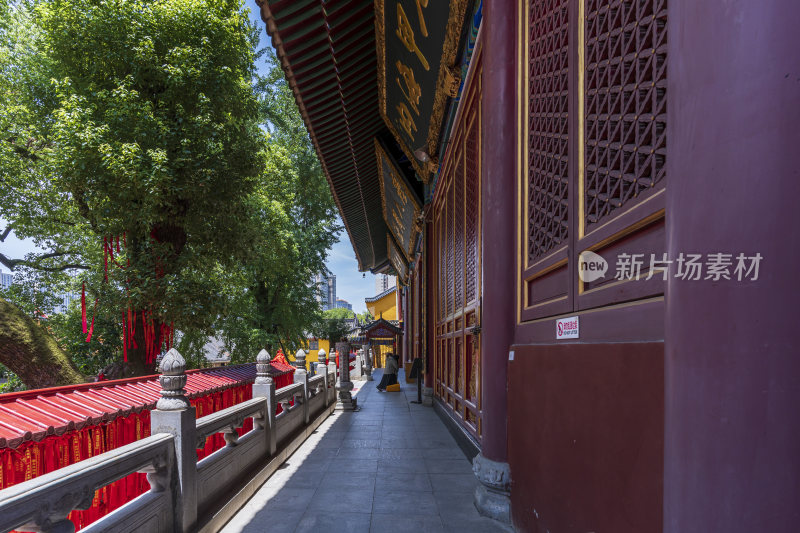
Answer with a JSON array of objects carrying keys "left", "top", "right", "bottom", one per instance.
[{"left": 0, "top": 1, "right": 376, "bottom": 313}]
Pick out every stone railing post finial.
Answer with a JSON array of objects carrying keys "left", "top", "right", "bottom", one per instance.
[
  {"left": 318, "top": 348, "right": 327, "bottom": 365},
  {"left": 295, "top": 349, "right": 306, "bottom": 371},
  {"left": 294, "top": 349, "right": 308, "bottom": 383},
  {"left": 255, "top": 349, "right": 272, "bottom": 385},
  {"left": 157, "top": 348, "right": 189, "bottom": 411}
]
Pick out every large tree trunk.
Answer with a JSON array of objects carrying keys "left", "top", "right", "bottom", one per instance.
[
  {"left": 126, "top": 311, "right": 163, "bottom": 376},
  {"left": 0, "top": 298, "right": 86, "bottom": 389}
]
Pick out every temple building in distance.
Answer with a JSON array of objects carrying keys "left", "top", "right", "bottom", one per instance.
[{"left": 253, "top": 1, "right": 800, "bottom": 531}]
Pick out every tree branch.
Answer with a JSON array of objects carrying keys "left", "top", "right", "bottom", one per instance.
[
  {"left": 0, "top": 226, "right": 11, "bottom": 243},
  {"left": 0, "top": 251, "right": 90, "bottom": 272},
  {"left": 0, "top": 252, "right": 21, "bottom": 271}
]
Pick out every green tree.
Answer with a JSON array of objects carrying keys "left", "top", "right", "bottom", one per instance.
[
  {"left": 33, "top": 0, "right": 268, "bottom": 374},
  {"left": 0, "top": 1, "right": 341, "bottom": 387},
  {"left": 0, "top": 0, "right": 92, "bottom": 387},
  {"left": 324, "top": 307, "right": 356, "bottom": 320},
  {"left": 220, "top": 48, "right": 340, "bottom": 359}
]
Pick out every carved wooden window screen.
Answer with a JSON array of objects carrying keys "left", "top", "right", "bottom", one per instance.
[
  {"left": 528, "top": 0, "right": 570, "bottom": 263},
  {"left": 433, "top": 46, "right": 482, "bottom": 440},
  {"left": 522, "top": 0, "right": 667, "bottom": 322},
  {"left": 584, "top": 0, "right": 667, "bottom": 227}
]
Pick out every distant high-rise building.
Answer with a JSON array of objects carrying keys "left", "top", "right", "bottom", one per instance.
[
  {"left": 53, "top": 292, "right": 79, "bottom": 314},
  {"left": 314, "top": 272, "right": 337, "bottom": 310},
  {"left": 335, "top": 298, "right": 352, "bottom": 311},
  {"left": 0, "top": 271, "right": 12, "bottom": 291},
  {"left": 375, "top": 273, "right": 396, "bottom": 294},
  {"left": 326, "top": 275, "right": 336, "bottom": 310}
]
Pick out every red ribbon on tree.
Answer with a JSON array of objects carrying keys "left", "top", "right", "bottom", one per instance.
[
  {"left": 81, "top": 283, "right": 87, "bottom": 334},
  {"left": 85, "top": 299, "right": 98, "bottom": 343}
]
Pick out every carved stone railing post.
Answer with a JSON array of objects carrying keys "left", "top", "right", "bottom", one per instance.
[
  {"left": 317, "top": 348, "right": 327, "bottom": 377},
  {"left": 354, "top": 349, "right": 363, "bottom": 380},
  {"left": 364, "top": 342, "right": 373, "bottom": 381},
  {"left": 317, "top": 348, "right": 333, "bottom": 407},
  {"left": 326, "top": 349, "right": 336, "bottom": 376},
  {"left": 252, "top": 349, "right": 276, "bottom": 455},
  {"left": 335, "top": 342, "right": 356, "bottom": 410},
  {"left": 294, "top": 348, "right": 306, "bottom": 370},
  {"left": 294, "top": 350, "right": 310, "bottom": 424},
  {"left": 320, "top": 363, "right": 330, "bottom": 407},
  {"left": 150, "top": 348, "right": 197, "bottom": 533},
  {"left": 326, "top": 348, "right": 337, "bottom": 404}
]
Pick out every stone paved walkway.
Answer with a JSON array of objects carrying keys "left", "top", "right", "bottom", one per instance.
[{"left": 220, "top": 370, "right": 510, "bottom": 533}]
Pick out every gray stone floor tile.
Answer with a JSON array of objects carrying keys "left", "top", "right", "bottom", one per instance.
[
  {"left": 370, "top": 513, "right": 445, "bottom": 533},
  {"left": 230, "top": 510, "right": 305, "bottom": 533},
  {"left": 433, "top": 490, "right": 478, "bottom": 515},
  {"left": 220, "top": 371, "right": 510, "bottom": 533},
  {"left": 429, "top": 473, "right": 479, "bottom": 493},
  {"left": 424, "top": 458, "right": 473, "bottom": 474},
  {"left": 251, "top": 486, "right": 316, "bottom": 512},
  {"left": 377, "top": 457, "right": 430, "bottom": 473},
  {"left": 378, "top": 448, "right": 423, "bottom": 461},
  {"left": 418, "top": 437, "right": 458, "bottom": 449},
  {"left": 375, "top": 472, "right": 432, "bottom": 492},
  {"left": 421, "top": 447, "right": 470, "bottom": 460},
  {"left": 312, "top": 437, "right": 345, "bottom": 448},
  {"left": 328, "top": 458, "right": 378, "bottom": 472},
  {"left": 380, "top": 437, "right": 422, "bottom": 449},
  {"left": 296, "top": 511, "right": 371, "bottom": 533},
  {"left": 346, "top": 429, "right": 382, "bottom": 439},
  {"left": 341, "top": 438, "right": 381, "bottom": 449},
  {"left": 281, "top": 469, "right": 324, "bottom": 489},
  {"left": 372, "top": 489, "right": 439, "bottom": 516},
  {"left": 351, "top": 419, "right": 385, "bottom": 426},
  {"left": 381, "top": 426, "right": 417, "bottom": 436},
  {"left": 313, "top": 487, "right": 374, "bottom": 509},
  {"left": 319, "top": 471, "right": 376, "bottom": 490},
  {"left": 337, "top": 447, "right": 382, "bottom": 459},
  {"left": 286, "top": 457, "right": 331, "bottom": 472}
]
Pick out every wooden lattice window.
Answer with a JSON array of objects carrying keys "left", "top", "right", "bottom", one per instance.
[
  {"left": 585, "top": 0, "right": 667, "bottom": 227},
  {"left": 521, "top": 0, "right": 667, "bottom": 322},
  {"left": 528, "top": 0, "right": 570, "bottom": 262},
  {"left": 432, "top": 43, "right": 482, "bottom": 440},
  {"left": 465, "top": 115, "right": 479, "bottom": 304}
]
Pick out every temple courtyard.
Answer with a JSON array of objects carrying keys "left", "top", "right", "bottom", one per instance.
[{"left": 220, "top": 370, "right": 509, "bottom": 533}]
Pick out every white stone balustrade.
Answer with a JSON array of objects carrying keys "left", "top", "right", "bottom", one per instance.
[{"left": 0, "top": 348, "right": 337, "bottom": 533}]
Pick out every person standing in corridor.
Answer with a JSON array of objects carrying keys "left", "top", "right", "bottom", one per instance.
[{"left": 376, "top": 352, "right": 398, "bottom": 391}]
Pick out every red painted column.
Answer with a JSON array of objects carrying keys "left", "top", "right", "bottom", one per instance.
[
  {"left": 665, "top": 2, "right": 800, "bottom": 532},
  {"left": 401, "top": 287, "right": 410, "bottom": 363},
  {"left": 473, "top": 0, "right": 515, "bottom": 523}
]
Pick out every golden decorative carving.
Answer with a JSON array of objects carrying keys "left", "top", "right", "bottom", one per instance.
[
  {"left": 375, "top": 0, "right": 472, "bottom": 183},
  {"left": 375, "top": 139, "right": 423, "bottom": 262},
  {"left": 444, "top": 66, "right": 461, "bottom": 97}
]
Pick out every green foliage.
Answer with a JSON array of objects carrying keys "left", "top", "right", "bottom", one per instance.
[
  {"left": 357, "top": 310, "right": 374, "bottom": 323},
  {"left": 46, "top": 302, "right": 120, "bottom": 377},
  {"left": 0, "top": 366, "right": 26, "bottom": 394},
  {"left": 218, "top": 48, "right": 340, "bottom": 358},
  {"left": 316, "top": 316, "right": 352, "bottom": 347},
  {"left": 0, "top": 0, "right": 341, "bottom": 384},
  {"left": 324, "top": 307, "right": 356, "bottom": 320},
  {"left": 35, "top": 0, "right": 267, "bottom": 328}
]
